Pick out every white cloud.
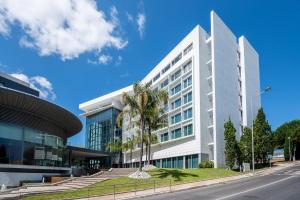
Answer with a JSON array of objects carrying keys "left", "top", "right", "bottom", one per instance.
[
  {"left": 126, "top": 12, "right": 133, "bottom": 22},
  {"left": 136, "top": 13, "right": 146, "bottom": 38},
  {"left": 10, "top": 73, "right": 56, "bottom": 101},
  {"left": 98, "top": 54, "right": 112, "bottom": 65},
  {"left": 115, "top": 55, "right": 122, "bottom": 66},
  {"left": 0, "top": 0, "right": 127, "bottom": 60}
]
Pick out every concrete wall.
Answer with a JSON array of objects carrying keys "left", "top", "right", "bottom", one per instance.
[
  {"left": 211, "top": 11, "right": 240, "bottom": 168},
  {"left": 239, "top": 36, "right": 261, "bottom": 127},
  {"left": 0, "top": 171, "right": 69, "bottom": 187}
]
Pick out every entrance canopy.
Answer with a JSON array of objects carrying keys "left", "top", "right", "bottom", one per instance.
[{"left": 68, "top": 146, "right": 110, "bottom": 159}]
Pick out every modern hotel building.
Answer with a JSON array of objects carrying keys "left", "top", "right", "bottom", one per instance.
[
  {"left": 79, "top": 11, "right": 261, "bottom": 168},
  {"left": 0, "top": 72, "right": 111, "bottom": 187}
]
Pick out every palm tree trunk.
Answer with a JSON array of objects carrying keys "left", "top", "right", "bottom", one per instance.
[
  {"left": 148, "top": 128, "right": 151, "bottom": 165},
  {"left": 145, "top": 141, "right": 148, "bottom": 165},
  {"left": 130, "top": 148, "right": 133, "bottom": 168},
  {"left": 139, "top": 119, "right": 145, "bottom": 172}
]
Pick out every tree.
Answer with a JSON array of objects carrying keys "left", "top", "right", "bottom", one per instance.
[
  {"left": 224, "top": 119, "right": 237, "bottom": 169},
  {"left": 122, "top": 137, "right": 136, "bottom": 168},
  {"left": 253, "top": 108, "right": 272, "bottom": 164},
  {"left": 240, "top": 127, "right": 252, "bottom": 164},
  {"left": 120, "top": 82, "right": 150, "bottom": 171},
  {"left": 145, "top": 99, "right": 168, "bottom": 165},
  {"left": 274, "top": 120, "right": 300, "bottom": 161},
  {"left": 235, "top": 141, "right": 244, "bottom": 171}
]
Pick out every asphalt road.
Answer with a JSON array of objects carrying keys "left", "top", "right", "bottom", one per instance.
[{"left": 136, "top": 164, "right": 300, "bottom": 200}]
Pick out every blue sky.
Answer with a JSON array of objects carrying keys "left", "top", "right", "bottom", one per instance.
[{"left": 0, "top": 0, "right": 299, "bottom": 147}]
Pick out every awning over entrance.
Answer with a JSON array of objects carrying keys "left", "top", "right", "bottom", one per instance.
[{"left": 67, "top": 146, "right": 110, "bottom": 159}]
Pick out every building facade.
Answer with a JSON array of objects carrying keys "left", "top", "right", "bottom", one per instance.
[
  {"left": 0, "top": 72, "right": 85, "bottom": 186},
  {"left": 79, "top": 11, "right": 261, "bottom": 168},
  {"left": 85, "top": 107, "right": 122, "bottom": 167}
]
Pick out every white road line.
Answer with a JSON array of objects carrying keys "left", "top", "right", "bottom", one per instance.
[{"left": 215, "top": 176, "right": 296, "bottom": 200}]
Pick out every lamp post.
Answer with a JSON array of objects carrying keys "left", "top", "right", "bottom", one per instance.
[{"left": 251, "top": 86, "right": 271, "bottom": 175}]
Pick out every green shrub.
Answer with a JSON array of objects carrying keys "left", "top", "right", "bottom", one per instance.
[{"left": 198, "top": 161, "right": 214, "bottom": 168}]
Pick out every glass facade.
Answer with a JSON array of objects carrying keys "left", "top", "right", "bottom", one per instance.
[
  {"left": 0, "top": 122, "right": 67, "bottom": 167},
  {"left": 86, "top": 108, "right": 122, "bottom": 151},
  {"left": 152, "top": 154, "right": 197, "bottom": 169},
  {"left": 186, "top": 154, "right": 199, "bottom": 168}
]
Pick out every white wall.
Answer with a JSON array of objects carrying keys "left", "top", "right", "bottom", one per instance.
[
  {"left": 239, "top": 36, "right": 261, "bottom": 127},
  {"left": 211, "top": 11, "right": 240, "bottom": 168},
  {"left": 0, "top": 172, "right": 68, "bottom": 187}
]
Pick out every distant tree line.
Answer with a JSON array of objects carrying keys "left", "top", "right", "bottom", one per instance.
[{"left": 273, "top": 120, "right": 300, "bottom": 161}]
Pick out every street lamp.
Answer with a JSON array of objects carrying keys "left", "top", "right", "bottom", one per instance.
[{"left": 251, "top": 86, "right": 271, "bottom": 175}]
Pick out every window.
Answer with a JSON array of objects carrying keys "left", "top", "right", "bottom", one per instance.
[
  {"left": 171, "top": 113, "right": 181, "bottom": 124},
  {"left": 183, "top": 108, "right": 192, "bottom": 120},
  {"left": 183, "top": 61, "right": 192, "bottom": 73},
  {"left": 162, "top": 158, "right": 172, "bottom": 168},
  {"left": 153, "top": 87, "right": 158, "bottom": 92},
  {"left": 153, "top": 73, "right": 160, "bottom": 82},
  {"left": 162, "top": 64, "right": 171, "bottom": 74},
  {"left": 186, "top": 154, "right": 198, "bottom": 168},
  {"left": 183, "top": 124, "right": 193, "bottom": 136},
  {"left": 172, "top": 53, "right": 182, "bottom": 66},
  {"left": 183, "top": 92, "right": 192, "bottom": 104},
  {"left": 183, "top": 76, "right": 192, "bottom": 88},
  {"left": 160, "top": 79, "right": 169, "bottom": 88},
  {"left": 171, "top": 69, "right": 181, "bottom": 81},
  {"left": 161, "top": 132, "right": 169, "bottom": 142},
  {"left": 147, "top": 80, "right": 152, "bottom": 86},
  {"left": 171, "top": 84, "right": 181, "bottom": 95},
  {"left": 171, "top": 128, "right": 181, "bottom": 139},
  {"left": 183, "top": 43, "right": 193, "bottom": 55},
  {"left": 171, "top": 98, "right": 181, "bottom": 110}
]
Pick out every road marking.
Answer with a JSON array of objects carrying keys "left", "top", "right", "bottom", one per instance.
[{"left": 215, "top": 175, "right": 295, "bottom": 200}]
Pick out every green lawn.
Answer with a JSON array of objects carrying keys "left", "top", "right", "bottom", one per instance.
[{"left": 23, "top": 168, "right": 239, "bottom": 200}]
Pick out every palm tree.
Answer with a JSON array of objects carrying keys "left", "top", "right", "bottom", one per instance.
[
  {"left": 145, "top": 89, "right": 168, "bottom": 165},
  {"left": 119, "top": 82, "right": 151, "bottom": 172},
  {"left": 145, "top": 131, "right": 159, "bottom": 165},
  {"left": 123, "top": 137, "right": 136, "bottom": 168}
]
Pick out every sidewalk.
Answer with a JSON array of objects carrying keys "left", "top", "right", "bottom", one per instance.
[{"left": 80, "top": 162, "right": 299, "bottom": 200}]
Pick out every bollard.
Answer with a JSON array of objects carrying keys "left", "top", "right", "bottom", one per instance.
[
  {"left": 114, "top": 184, "right": 116, "bottom": 200},
  {"left": 135, "top": 181, "right": 137, "bottom": 196},
  {"left": 169, "top": 179, "right": 171, "bottom": 192},
  {"left": 153, "top": 180, "right": 155, "bottom": 193}
]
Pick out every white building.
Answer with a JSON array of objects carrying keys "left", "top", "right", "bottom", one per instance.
[{"left": 79, "top": 11, "right": 261, "bottom": 168}]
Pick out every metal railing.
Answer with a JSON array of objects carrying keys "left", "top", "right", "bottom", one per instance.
[{"left": 13, "top": 179, "right": 172, "bottom": 200}]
